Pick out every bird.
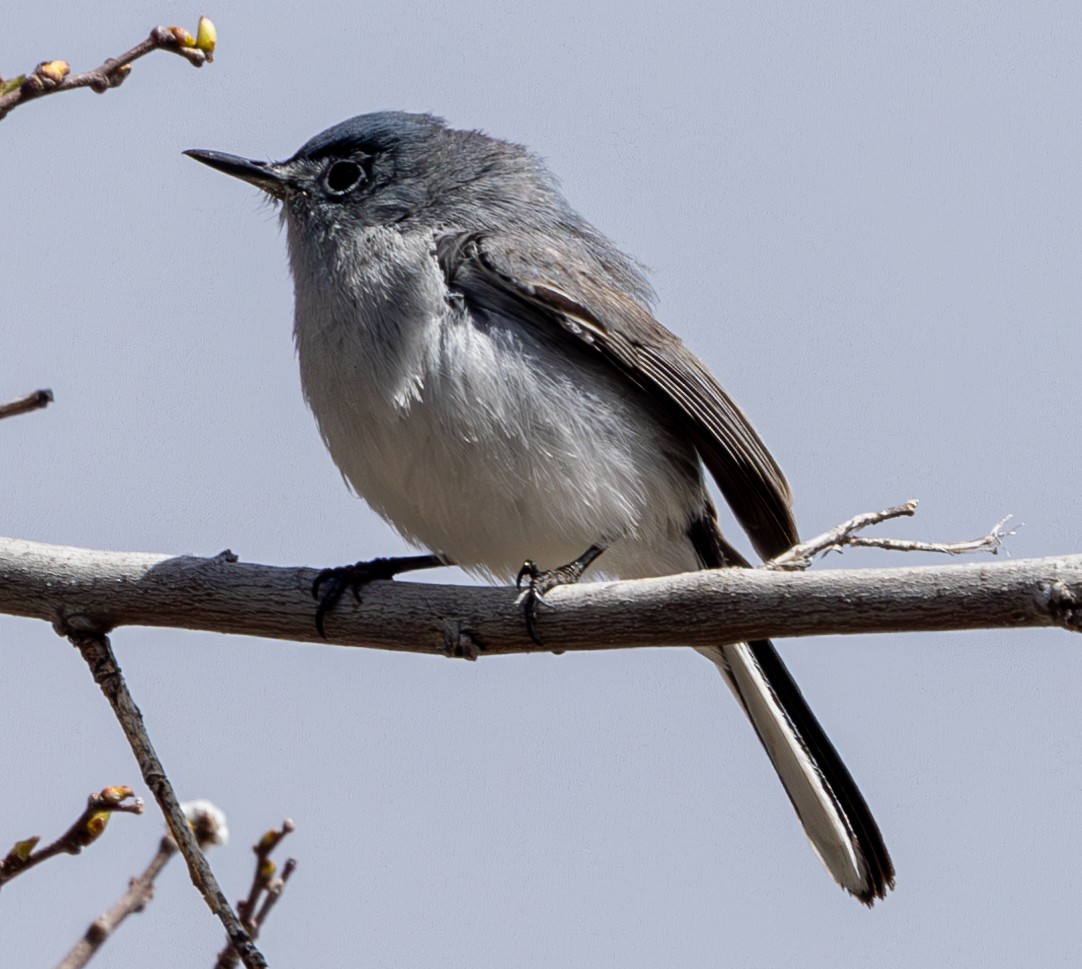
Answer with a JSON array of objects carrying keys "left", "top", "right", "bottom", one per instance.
[{"left": 186, "top": 111, "right": 894, "bottom": 903}]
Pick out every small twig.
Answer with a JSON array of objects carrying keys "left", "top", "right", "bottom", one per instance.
[
  {"left": 0, "top": 786, "right": 142, "bottom": 889},
  {"left": 0, "top": 388, "right": 53, "bottom": 421},
  {"left": 63, "top": 625, "right": 267, "bottom": 969},
  {"left": 55, "top": 801, "right": 229, "bottom": 969},
  {"left": 214, "top": 821, "right": 297, "bottom": 969},
  {"left": 0, "top": 19, "right": 216, "bottom": 122},
  {"left": 767, "top": 500, "right": 919, "bottom": 570},
  {"left": 767, "top": 500, "right": 1014, "bottom": 571},
  {"left": 55, "top": 835, "right": 175, "bottom": 969},
  {"left": 843, "top": 518, "right": 1014, "bottom": 557},
  {"left": 251, "top": 858, "right": 297, "bottom": 938}
]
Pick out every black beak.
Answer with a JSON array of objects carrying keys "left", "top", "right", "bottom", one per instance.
[{"left": 184, "top": 149, "right": 289, "bottom": 195}]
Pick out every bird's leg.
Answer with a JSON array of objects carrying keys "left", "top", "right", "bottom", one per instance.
[
  {"left": 312, "top": 553, "right": 447, "bottom": 637},
  {"left": 516, "top": 543, "right": 606, "bottom": 645}
]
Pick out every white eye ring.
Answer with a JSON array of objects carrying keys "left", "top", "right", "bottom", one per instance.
[{"left": 324, "top": 160, "right": 366, "bottom": 195}]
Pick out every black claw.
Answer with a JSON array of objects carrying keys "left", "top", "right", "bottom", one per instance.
[
  {"left": 310, "top": 554, "right": 446, "bottom": 638},
  {"left": 515, "top": 545, "right": 606, "bottom": 647},
  {"left": 311, "top": 569, "right": 335, "bottom": 601},
  {"left": 516, "top": 559, "right": 538, "bottom": 590},
  {"left": 519, "top": 586, "right": 546, "bottom": 646},
  {"left": 312, "top": 564, "right": 372, "bottom": 638},
  {"left": 516, "top": 559, "right": 550, "bottom": 645},
  {"left": 313, "top": 588, "right": 339, "bottom": 640}
]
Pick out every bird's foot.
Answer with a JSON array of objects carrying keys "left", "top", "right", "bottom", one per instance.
[
  {"left": 515, "top": 544, "right": 606, "bottom": 646},
  {"left": 312, "top": 553, "right": 445, "bottom": 637}
]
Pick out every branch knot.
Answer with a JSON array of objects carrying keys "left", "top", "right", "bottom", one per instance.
[{"left": 1046, "top": 581, "right": 1082, "bottom": 632}]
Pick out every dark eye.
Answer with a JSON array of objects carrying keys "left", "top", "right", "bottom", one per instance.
[{"left": 324, "top": 159, "right": 367, "bottom": 194}]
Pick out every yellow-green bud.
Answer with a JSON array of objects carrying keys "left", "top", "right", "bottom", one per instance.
[
  {"left": 85, "top": 811, "right": 111, "bottom": 841},
  {"left": 36, "top": 61, "right": 70, "bottom": 83},
  {"left": 169, "top": 26, "right": 196, "bottom": 48},
  {"left": 100, "top": 785, "right": 134, "bottom": 805},
  {"left": 196, "top": 17, "right": 217, "bottom": 59},
  {"left": 11, "top": 836, "right": 40, "bottom": 861}
]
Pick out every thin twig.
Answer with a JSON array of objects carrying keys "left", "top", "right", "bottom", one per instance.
[
  {"left": 56, "top": 801, "right": 230, "bottom": 969},
  {"left": 0, "top": 388, "right": 53, "bottom": 421},
  {"left": 0, "top": 787, "right": 143, "bottom": 889},
  {"left": 251, "top": 858, "right": 297, "bottom": 940},
  {"left": 64, "top": 625, "right": 267, "bottom": 969},
  {"left": 55, "top": 836, "right": 175, "bottom": 969},
  {"left": 0, "top": 21, "right": 214, "bottom": 122},
  {"left": 214, "top": 821, "right": 297, "bottom": 969},
  {"left": 766, "top": 500, "right": 919, "bottom": 570},
  {"left": 766, "top": 500, "right": 1014, "bottom": 571},
  {"left": 843, "top": 518, "right": 1014, "bottom": 556}
]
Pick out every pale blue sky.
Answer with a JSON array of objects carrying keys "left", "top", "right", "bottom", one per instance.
[{"left": 3, "top": 3, "right": 1082, "bottom": 966}]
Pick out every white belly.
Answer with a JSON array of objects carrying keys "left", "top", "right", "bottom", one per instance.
[{"left": 291, "top": 228, "right": 702, "bottom": 581}]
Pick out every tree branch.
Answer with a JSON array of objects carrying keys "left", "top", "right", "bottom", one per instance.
[
  {"left": 767, "top": 500, "right": 1015, "bottom": 569},
  {"left": 0, "top": 787, "right": 143, "bottom": 889},
  {"left": 0, "top": 19, "right": 216, "bottom": 122},
  {"left": 2, "top": 535, "right": 1079, "bottom": 655},
  {"left": 0, "top": 388, "right": 53, "bottom": 421},
  {"left": 56, "top": 835, "right": 176, "bottom": 969},
  {"left": 214, "top": 821, "right": 297, "bottom": 969},
  {"left": 56, "top": 801, "right": 229, "bottom": 969},
  {"left": 63, "top": 627, "right": 266, "bottom": 969}
]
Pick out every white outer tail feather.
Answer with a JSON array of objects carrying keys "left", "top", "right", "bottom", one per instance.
[{"left": 698, "top": 643, "right": 879, "bottom": 900}]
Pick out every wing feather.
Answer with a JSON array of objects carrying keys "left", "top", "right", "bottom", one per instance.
[{"left": 437, "top": 232, "right": 798, "bottom": 559}]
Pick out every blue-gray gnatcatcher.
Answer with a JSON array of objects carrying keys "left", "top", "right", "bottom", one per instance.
[{"left": 186, "top": 112, "right": 894, "bottom": 904}]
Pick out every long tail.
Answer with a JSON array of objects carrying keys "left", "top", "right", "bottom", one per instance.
[
  {"left": 698, "top": 640, "right": 895, "bottom": 904},
  {"left": 689, "top": 515, "right": 894, "bottom": 904}
]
